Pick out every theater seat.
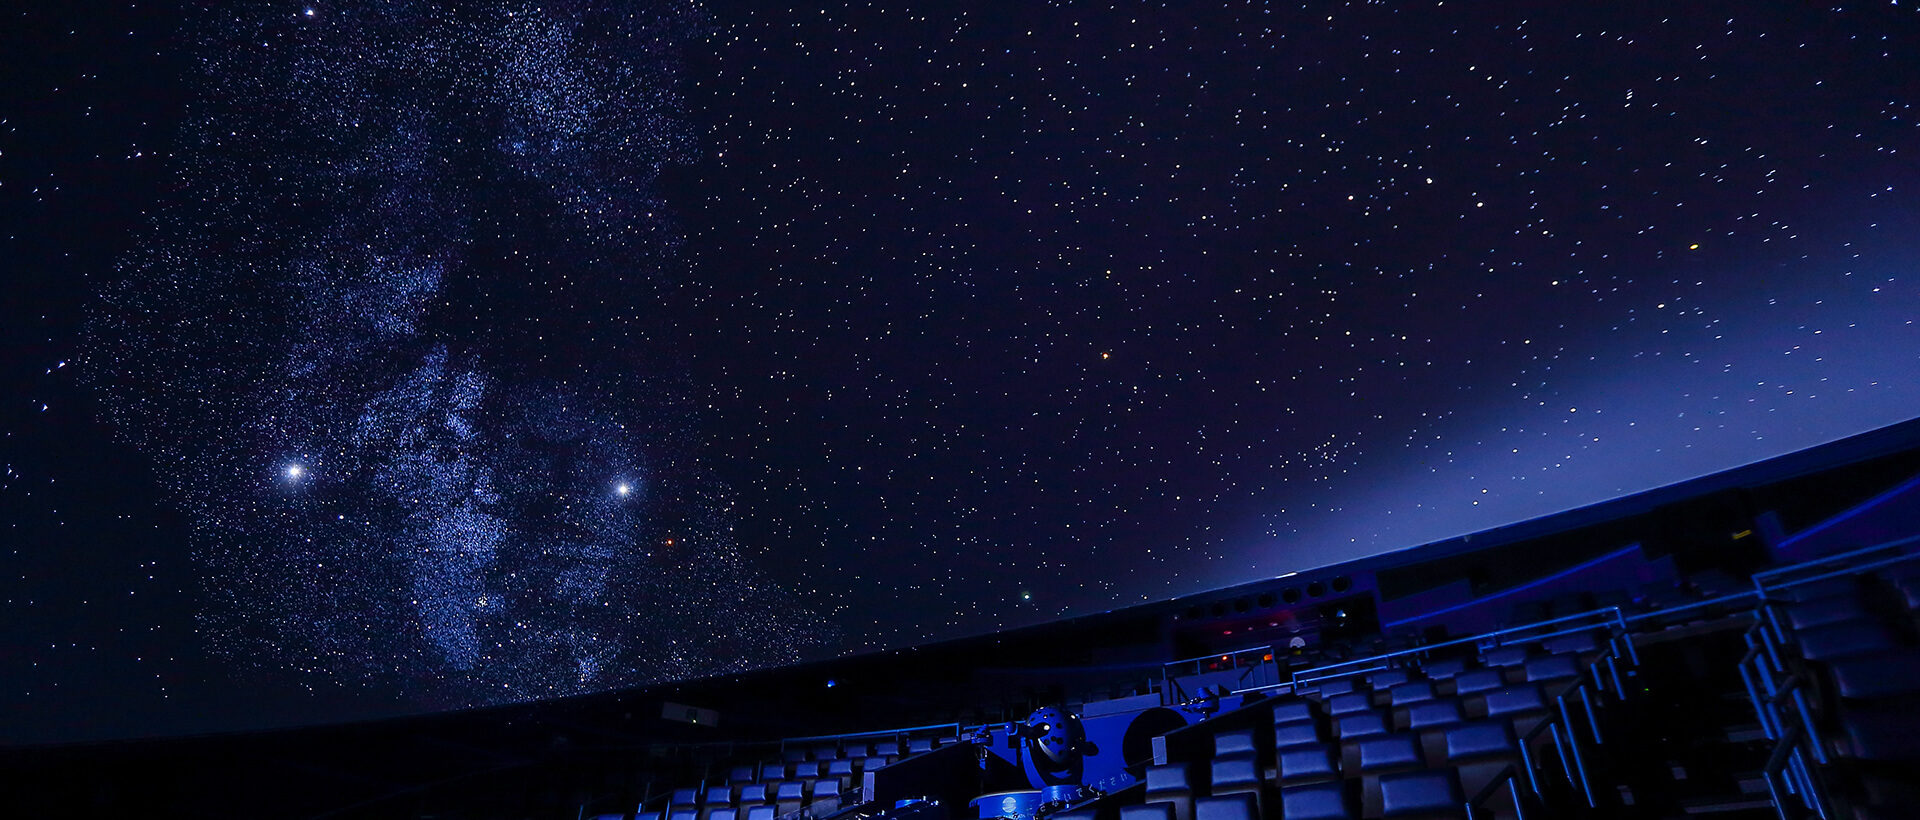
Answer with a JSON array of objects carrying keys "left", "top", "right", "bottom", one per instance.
[
  {"left": 1195, "top": 793, "right": 1258, "bottom": 820},
  {"left": 1422, "top": 658, "right": 1470, "bottom": 689},
  {"left": 745, "top": 806, "right": 775, "bottom": 820},
  {"left": 1785, "top": 595, "right": 1870, "bottom": 630},
  {"left": 1522, "top": 655, "right": 1581, "bottom": 697},
  {"left": 1797, "top": 618, "right": 1898, "bottom": 661},
  {"left": 1389, "top": 681, "right": 1437, "bottom": 709},
  {"left": 1275, "top": 720, "right": 1325, "bottom": 751},
  {"left": 1378, "top": 768, "right": 1467, "bottom": 819},
  {"left": 1453, "top": 670, "right": 1506, "bottom": 716},
  {"left": 1482, "top": 684, "right": 1550, "bottom": 740},
  {"left": 826, "top": 759, "right": 856, "bottom": 791},
  {"left": 1540, "top": 632, "right": 1600, "bottom": 658},
  {"left": 1358, "top": 734, "right": 1428, "bottom": 818},
  {"left": 1336, "top": 711, "right": 1391, "bottom": 773},
  {"left": 1280, "top": 781, "right": 1357, "bottom": 820},
  {"left": 1144, "top": 763, "right": 1197, "bottom": 820},
  {"left": 1481, "top": 646, "right": 1531, "bottom": 671},
  {"left": 814, "top": 779, "right": 842, "bottom": 811},
  {"left": 1214, "top": 728, "right": 1259, "bottom": 760},
  {"left": 1272, "top": 698, "right": 1319, "bottom": 727},
  {"left": 1445, "top": 720, "right": 1527, "bottom": 817},
  {"left": 1316, "top": 677, "right": 1361, "bottom": 698},
  {"left": 775, "top": 782, "right": 807, "bottom": 816},
  {"left": 1405, "top": 699, "right": 1467, "bottom": 763},
  {"left": 1122, "top": 801, "right": 1177, "bottom": 820},
  {"left": 1212, "top": 754, "right": 1265, "bottom": 794},
  {"left": 1277, "top": 741, "right": 1341, "bottom": 786},
  {"left": 1830, "top": 652, "right": 1920, "bottom": 699},
  {"left": 1328, "top": 692, "right": 1374, "bottom": 718}
]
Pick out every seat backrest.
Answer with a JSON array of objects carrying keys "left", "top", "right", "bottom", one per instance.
[
  {"left": 1274, "top": 720, "right": 1323, "bottom": 750},
  {"left": 1335, "top": 711, "right": 1389, "bottom": 740},
  {"left": 1422, "top": 657, "right": 1469, "bottom": 680},
  {"left": 1195, "top": 794, "right": 1258, "bottom": 820},
  {"left": 730, "top": 766, "right": 756, "bottom": 784},
  {"left": 1120, "top": 803, "right": 1176, "bottom": 820},
  {"left": 1388, "top": 681, "right": 1435, "bottom": 707},
  {"left": 1357, "top": 733, "right": 1423, "bottom": 773},
  {"left": 1481, "top": 645, "right": 1531, "bottom": 668},
  {"left": 1405, "top": 699, "right": 1465, "bottom": 731},
  {"left": 1277, "top": 743, "right": 1339, "bottom": 781},
  {"left": 1452, "top": 669, "right": 1506, "bottom": 696},
  {"left": 1484, "top": 684, "right": 1547, "bottom": 719},
  {"left": 1378, "top": 768, "right": 1464, "bottom": 816},
  {"left": 1214, "top": 728, "right": 1259, "bottom": 758},
  {"left": 1316, "top": 677, "right": 1359, "bottom": 697},
  {"left": 1523, "top": 654, "right": 1580, "bottom": 683},
  {"left": 1445, "top": 719, "right": 1519, "bottom": 762},
  {"left": 671, "top": 789, "right": 700, "bottom": 808},
  {"left": 1541, "top": 631, "right": 1600, "bottom": 656},
  {"left": 1272, "top": 699, "right": 1318, "bottom": 726},
  {"left": 1278, "top": 782, "right": 1354, "bottom": 820},
  {"left": 1210, "top": 755, "right": 1262, "bottom": 789},
  {"left": 745, "top": 806, "right": 775, "bottom": 820},
  {"left": 775, "top": 782, "right": 806, "bottom": 800},
  {"left": 1145, "top": 763, "right": 1195, "bottom": 793},
  {"left": 1326, "top": 692, "right": 1373, "bottom": 716},
  {"left": 1368, "top": 669, "right": 1412, "bottom": 691}
]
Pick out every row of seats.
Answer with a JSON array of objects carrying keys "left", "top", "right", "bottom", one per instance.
[
  {"left": 1765, "top": 566, "right": 1920, "bottom": 818},
  {"left": 654, "top": 733, "right": 962, "bottom": 820},
  {"left": 1133, "top": 633, "right": 1616, "bottom": 819}
]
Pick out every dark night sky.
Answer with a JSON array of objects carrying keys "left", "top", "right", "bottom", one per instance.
[{"left": 3, "top": 0, "right": 1918, "bottom": 745}]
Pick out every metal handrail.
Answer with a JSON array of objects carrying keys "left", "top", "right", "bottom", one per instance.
[
  {"left": 1467, "top": 763, "right": 1530, "bottom": 820},
  {"left": 1163, "top": 644, "right": 1276, "bottom": 669}
]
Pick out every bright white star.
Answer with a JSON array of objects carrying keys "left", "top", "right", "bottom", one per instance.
[{"left": 614, "top": 482, "right": 631, "bottom": 496}]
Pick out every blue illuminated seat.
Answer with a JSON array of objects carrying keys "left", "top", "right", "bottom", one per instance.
[
  {"left": 1275, "top": 720, "right": 1325, "bottom": 751},
  {"left": 1277, "top": 741, "right": 1340, "bottom": 786},
  {"left": 813, "top": 780, "right": 842, "bottom": 811},
  {"left": 775, "top": 782, "right": 807, "bottom": 815},
  {"left": 1483, "top": 684, "right": 1550, "bottom": 739},
  {"left": 1272, "top": 698, "right": 1319, "bottom": 727},
  {"left": 1279, "top": 781, "right": 1356, "bottom": 820},
  {"left": 1144, "top": 763, "right": 1197, "bottom": 820},
  {"left": 1453, "top": 669, "right": 1507, "bottom": 716},
  {"left": 1195, "top": 793, "right": 1258, "bottom": 820},
  {"left": 1358, "top": 734, "right": 1428, "bottom": 819},
  {"left": 1378, "top": 767, "right": 1467, "bottom": 819},
  {"left": 1214, "top": 728, "right": 1259, "bottom": 760},
  {"left": 1327, "top": 692, "right": 1373, "bottom": 718},
  {"left": 1121, "top": 803, "right": 1175, "bottom": 820},
  {"left": 1209, "top": 757, "right": 1265, "bottom": 818}
]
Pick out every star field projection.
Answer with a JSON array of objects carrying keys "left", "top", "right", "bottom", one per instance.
[
  {"left": 3, "top": 0, "right": 1919, "bottom": 743},
  {"left": 82, "top": 0, "right": 830, "bottom": 708},
  {"left": 666, "top": 0, "right": 1920, "bottom": 652}
]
